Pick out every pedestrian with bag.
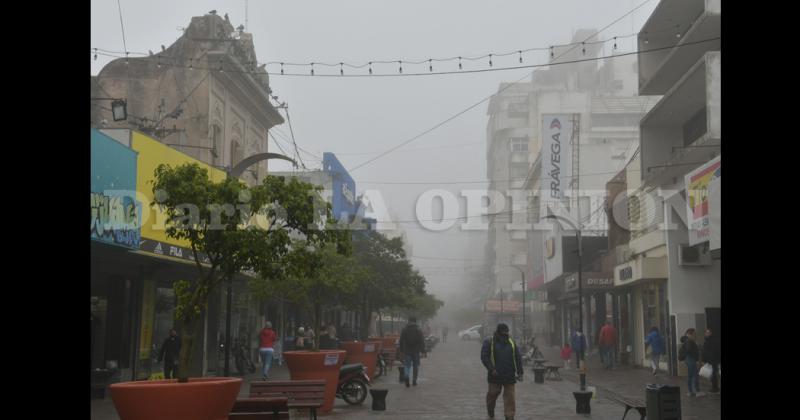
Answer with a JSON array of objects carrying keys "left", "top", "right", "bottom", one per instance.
[
  {"left": 158, "top": 328, "right": 181, "bottom": 379},
  {"left": 679, "top": 328, "right": 703, "bottom": 397},
  {"left": 701, "top": 328, "right": 721, "bottom": 393},
  {"left": 645, "top": 326, "right": 666, "bottom": 375},
  {"left": 480, "top": 323, "right": 523, "bottom": 420},
  {"left": 399, "top": 316, "right": 427, "bottom": 387}
]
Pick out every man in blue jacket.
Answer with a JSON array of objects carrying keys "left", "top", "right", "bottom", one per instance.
[
  {"left": 645, "top": 326, "right": 666, "bottom": 375},
  {"left": 481, "top": 323, "right": 523, "bottom": 420},
  {"left": 570, "top": 328, "right": 587, "bottom": 370}
]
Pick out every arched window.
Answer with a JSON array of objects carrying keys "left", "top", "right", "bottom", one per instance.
[{"left": 230, "top": 139, "right": 242, "bottom": 168}]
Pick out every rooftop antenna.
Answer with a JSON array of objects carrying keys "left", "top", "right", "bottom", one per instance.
[{"left": 245, "top": 0, "right": 248, "bottom": 31}]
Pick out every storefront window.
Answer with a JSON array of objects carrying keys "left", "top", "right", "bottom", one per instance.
[
  {"left": 216, "top": 280, "right": 261, "bottom": 373},
  {"left": 135, "top": 281, "right": 176, "bottom": 380}
]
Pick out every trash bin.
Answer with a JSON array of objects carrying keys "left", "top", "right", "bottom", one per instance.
[
  {"left": 646, "top": 384, "right": 681, "bottom": 420},
  {"left": 573, "top": 390, "right": 592, "bottom": 414},
  {"left": 532, "top": 367, "right": 546, "bottom": 384},
  {"left": 370, "top": 388, "right": 389, "bottom": 411}
]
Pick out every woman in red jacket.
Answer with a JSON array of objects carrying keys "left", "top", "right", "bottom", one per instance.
[{"left": 259, "top": 322, "right": 277, "bottom": 380}]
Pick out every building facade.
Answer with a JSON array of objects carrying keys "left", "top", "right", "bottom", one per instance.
[
  {"left": 91, "top": 12, "right": 287, "bottom": 385},
  {"left": 610, "top": 0, "right": 721, "bottom": 375},
  {"left": 91, "top": 12, "right": 284, "bottom": 186}
]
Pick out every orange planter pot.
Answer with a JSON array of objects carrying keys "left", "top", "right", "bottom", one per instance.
[
  {"left": 339, "top": 341, "right": 381, "bottom": 379},
  {"left": 283, "top": 350, "right": 346, "bottom": 412},
  {"left": 109, "top": 377, "right": 242, "bottom": 420}
]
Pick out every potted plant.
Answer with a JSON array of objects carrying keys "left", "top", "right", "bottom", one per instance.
[{"left": 110, "top": 165, "right": 323, "bottom": 420}]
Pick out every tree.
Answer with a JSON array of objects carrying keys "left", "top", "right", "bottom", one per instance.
[
  {"left": 344, "top": 230, "right": 431, "bottom": 338},
  {"left": 274, "top": 241, "right": 355, "bottom": 351},
  {"left": 404, "top": 292, "right": 444, "bottom": 321},
  {"left": 151, "top": 165, "right": 333, "bottom": 380}
]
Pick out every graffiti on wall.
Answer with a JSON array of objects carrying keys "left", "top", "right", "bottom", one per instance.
[{"left": 90, "top": 191, "right": 141, "bottom": 248}]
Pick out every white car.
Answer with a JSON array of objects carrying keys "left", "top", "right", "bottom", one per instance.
[{"left": 459, "top": 325, "right": 482, "bottom": 341}]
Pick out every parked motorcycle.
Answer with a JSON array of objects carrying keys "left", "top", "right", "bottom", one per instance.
[{"left": 336, "top": 363, "right": 370, "bottom": 405}]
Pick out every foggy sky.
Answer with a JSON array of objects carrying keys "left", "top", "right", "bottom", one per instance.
[{"left": 91, "top": 0, "right": 658, "bottom": 299}]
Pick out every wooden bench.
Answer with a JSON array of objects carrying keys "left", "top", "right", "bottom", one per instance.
[
  {"left": 607, "top": 394, "right": 646, "bottom": 420},
  {"left": 381, "top": 347, "right": 398, "bottom": 367},
  {"left": 544, "top": 365, "right": 562, "bottom": 380},
  {"left": 229, "top": 397, "right": 288, "bottom": 420},
  {"left": 247, "top": 380, "right": 326, "bottom": 420}
]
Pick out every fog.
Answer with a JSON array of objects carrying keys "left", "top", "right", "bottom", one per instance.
[{"left": 91, "top": 0, "right": 659, "bottom": 310}]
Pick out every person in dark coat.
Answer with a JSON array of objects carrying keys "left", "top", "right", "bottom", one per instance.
[
  {"left": 158, "top": 329, "right": 181, "bottom": 379},
  {"left": 480, "top": 323, "right": 523, "bottom": 420},
  {"left": 701, "top": 328, "right": 721, "bottom": 393},
  {"left": 679, "top": 328, "right": 702, "bottom": 397},
  {"left": 399, "top": 316, "right": 427, "bottom": 387},
  {"left": 318, "top": 325, "right": 339, "bottom": 350},
  {"left": 570, "top": 328, "right": 588, "bottom": 369}
]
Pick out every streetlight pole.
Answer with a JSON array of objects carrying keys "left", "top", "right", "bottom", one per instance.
[
  {"left": 510, "top": 265, "right": 526, "bottom": 344},
  {"left": 576, "top": 228, "right": 585, "bottom": 391},
  {"left": 545, "top": 214, "right": 590, "bottom": 413},
  {"left": 221, "top": 151, "right": 297, "bottom": 377}
]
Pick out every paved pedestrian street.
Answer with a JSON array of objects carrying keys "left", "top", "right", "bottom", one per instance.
[
  {"left": 91, "top": 339, "right": 721, "bottom": 419},
  {"left": 323, "top": 339, "right": 721, "bottom": 419}
]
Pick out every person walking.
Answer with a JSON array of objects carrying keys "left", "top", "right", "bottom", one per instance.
[
  {"left": 645, "top": 326, "right": 666, "bottom": 375},
  {"left": 679, "top": 328, "right": 703, "bottom": 397},
  {"left": 442, "top": 326, "right": 449, "bottom": 343},
  {"left": 560, "top": 343, "right": 572, "bottom": 370},
  {"left": 701, "top": 328, "right": 721, "bottom": 393},
  {"left": 570, "top": 328, "right": 587, "bottom": 370},
  {"left": 399, "top": 316, "right": 427, "bottom": 387},
  {"left": 158, "top": 329, "right": 181, "bottom": 379},
  {"left": 598, "top": 320, "right": 617, "bottom": 369},
  {"left": 480, "top": 323, "right": 523, "bottom": 420},
  {"left": 258, "top": 322, "right": 277, "bottom": 380}
]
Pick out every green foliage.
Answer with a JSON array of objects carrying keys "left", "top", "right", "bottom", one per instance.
[
  {"left": 341, "top": 230, "right": 439, "bottom": 333},
  {"left": 404, "top": 292, "right": 444, "bottom": 320},
  {"left": 151, "top": 164, "right": 338, "bottom": 373}
]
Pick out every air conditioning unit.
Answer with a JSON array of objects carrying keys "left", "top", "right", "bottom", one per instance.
[{"left": 677, "top": 244, "right": 712, "bottom": 266}]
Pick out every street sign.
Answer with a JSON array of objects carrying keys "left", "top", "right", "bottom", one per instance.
[{"left": 485, "top": 299, "right": 522, "bottom": 314}]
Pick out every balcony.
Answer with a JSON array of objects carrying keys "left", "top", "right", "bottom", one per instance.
[
  {"left": 640, "top": 51, "right": 720, "bottom": 187},
  {"left": 638, "top": 0, "right": 720, "bottom": 95}
]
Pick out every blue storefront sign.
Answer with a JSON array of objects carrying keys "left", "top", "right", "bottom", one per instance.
[
  {"left": 90, "top": 129, "right": 141, "bottom": 249},
  {"left": 323, "top": 152, "right": 358, "bottom": 222}
]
